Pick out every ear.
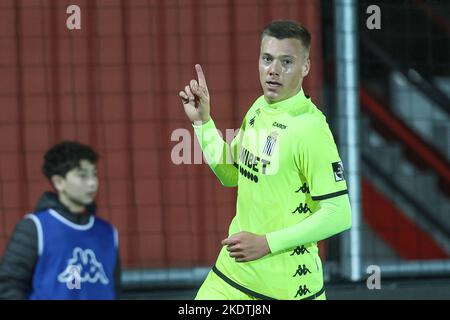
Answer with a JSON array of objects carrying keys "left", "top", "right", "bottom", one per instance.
[
  {"left": 302, "top": 57, "right": 311, "bottom": 77},
  {"left": 51, "top": 175, "right": 64, "bottom": 192}
]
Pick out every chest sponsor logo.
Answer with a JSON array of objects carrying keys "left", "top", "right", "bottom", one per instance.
[
  {"left": 238, "top": 146, "right": 271, "bottom": 183},
  {"left": 272, "top": 122, "right": 287, "bottom": 129}
]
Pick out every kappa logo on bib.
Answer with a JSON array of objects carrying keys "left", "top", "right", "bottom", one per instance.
[{"left": 58, "top": 247, "right": 109, "bottom": 288}]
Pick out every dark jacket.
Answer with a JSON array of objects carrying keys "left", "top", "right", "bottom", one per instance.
[{"left": 0, "top": 192, "right": 122, "bottom": 299}]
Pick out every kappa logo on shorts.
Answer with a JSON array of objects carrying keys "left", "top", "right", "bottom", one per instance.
[
  {"left": 294, "top": 285, "right": 311, "bottom": 298},
  {"left": 332, "top": 161, "right": 345, "bottom": 182},
  {"left": 290, "top": 245, "right": 310, "bottom": 256},
  {"left": 295, "top": 183, "right": 310, "bottom": 194},
  {"left": 292, "top": 264, "right": 312, "bottom": 277}
]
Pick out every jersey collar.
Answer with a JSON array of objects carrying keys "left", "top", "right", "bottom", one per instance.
[{"left": 260, "top": 89, "right": 309, "bottom": 114}]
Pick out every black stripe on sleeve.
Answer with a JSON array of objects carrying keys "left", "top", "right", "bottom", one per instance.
[{"left": 311, "top": 189, "right": 348, "bottom": 201}]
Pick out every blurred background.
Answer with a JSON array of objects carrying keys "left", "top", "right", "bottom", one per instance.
[{"left": 0, "top": 0, "right": 449, "bottom": 299}]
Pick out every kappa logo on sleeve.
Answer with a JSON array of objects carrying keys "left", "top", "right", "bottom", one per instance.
[
  {"left": 249, "top": 116, "right": 256, "bottom": 127},
  {"left": 332, "top": 161, "right": 345, "bottom": 182}
]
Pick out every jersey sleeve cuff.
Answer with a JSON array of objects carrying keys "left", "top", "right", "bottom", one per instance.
[
  {"left": 192, "top": 117, "right": 218, "bottom": 149},
  {"left": 192, "top": 118, "right": 214, "bottom": 129},
  {"left": 266, "top": 230, "right": 287, "bottom": 254},
  {"left": 192, "top": 118, "right": 227, "bottom": 167}
]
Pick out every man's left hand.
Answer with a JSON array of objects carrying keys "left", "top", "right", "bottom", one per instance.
[{"left": 221, "top": 232, "right": 271, "bottom": 262}]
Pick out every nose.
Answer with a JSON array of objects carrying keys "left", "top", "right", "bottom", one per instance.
[
  {"left": 268, "top": 60, "right": 281, "bottom": 77},
  {"left": 86, "top": 176, "right": 98, "bottom": 189}
]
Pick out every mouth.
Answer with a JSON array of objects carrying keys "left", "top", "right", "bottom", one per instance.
[
  {"left": 266, "top": 81, "right": 282, "bottom": 89},
  {"left": 87, "top": 192, "right": 97, "bottom": 198}
]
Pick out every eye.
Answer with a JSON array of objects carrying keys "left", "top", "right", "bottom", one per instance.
[
  {"left": 78, "top": 171, "right": 97, "bottom": 179},
  {"left": 282, "top": 59, "right": 293, "bottom": 67},
  {"left": 78, "top": 173, "right": 87, "bottom": 179},
  {"left": 262, "top": 55, "right": 272, "bottom": 63}
]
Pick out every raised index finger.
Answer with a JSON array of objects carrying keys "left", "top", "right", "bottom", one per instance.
[{"left": 195, "top": 64, "right": 207, "bottom": 88}]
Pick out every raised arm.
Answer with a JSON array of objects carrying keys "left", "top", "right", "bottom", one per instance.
[
  {"left": 179, "top": 65, "right": 238, "bottom": 187},
  {"left": 179, "top": 64, "right": 211, "bottom": 125}
]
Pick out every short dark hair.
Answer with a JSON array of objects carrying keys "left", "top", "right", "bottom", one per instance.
[
  {"left": 261, "top": 20, "right": 311, "bottom": 51},
  {"left": 42, "top": 141, "right": 99, "bottom": 180}
]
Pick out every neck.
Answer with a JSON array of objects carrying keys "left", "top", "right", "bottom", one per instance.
[
  {"left": 265, "top": 87, "right": 303, "bottom": 105},
  {"left": 58, "top": 192, "right": 86, "bottom": 214}
]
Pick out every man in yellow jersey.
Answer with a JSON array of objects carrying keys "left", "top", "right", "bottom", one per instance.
[{"left": 178, "top": 20, "right": 352, "bottom": 300}]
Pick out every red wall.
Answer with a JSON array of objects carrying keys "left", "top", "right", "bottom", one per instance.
[{"left": 0, "top": 0, "right": 323, "bottom": 268}]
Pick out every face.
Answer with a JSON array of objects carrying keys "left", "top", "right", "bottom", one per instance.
[
  {"left": 52, "top": 159, "right": 98, "bottom": 212},
  {"left": 259, "top": 36, "right": 310, "bottom": 103}
]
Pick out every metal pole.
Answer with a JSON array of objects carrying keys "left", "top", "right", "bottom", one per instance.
[
  {"left": 334, "top": 0, "right": 362, "bottom": 281},
  {"left": 122, "top": 267, "right": 210, "bottom": 290},
  {"left": 370, "top": 261, "right": 450, "bottom": 278}
]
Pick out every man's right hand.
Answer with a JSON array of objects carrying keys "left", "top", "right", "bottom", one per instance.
[{"left": 179, "top": 64, "right": 211, "bottom": 124}]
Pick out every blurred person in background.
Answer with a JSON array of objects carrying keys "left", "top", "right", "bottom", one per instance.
[
  {"left": 179, "top": 20, "right": 352, "bottom": 300},
  {"left": 0, "top": 141, "right": 121, "bottom": 300}
]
